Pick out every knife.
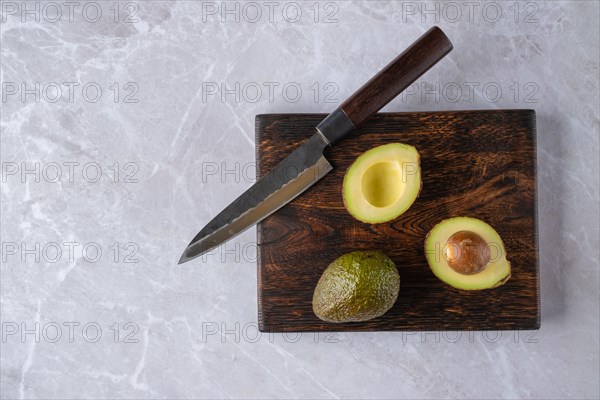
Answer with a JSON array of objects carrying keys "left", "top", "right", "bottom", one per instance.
[{"left": 179, "top": 26, "right": 453, "bottom": 264}]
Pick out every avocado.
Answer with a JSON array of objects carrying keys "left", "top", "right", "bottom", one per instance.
[
  {"left": 312, "top": 251, "right": 400, "bottom": 323},
  {"left": 343, "top": 143, "right": 421, "bottom": 224},
  {"left": 424, "top": 217, "right": 511, "bottom": 290}
]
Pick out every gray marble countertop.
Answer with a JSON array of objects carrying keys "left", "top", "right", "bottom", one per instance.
[{"left": 1, "top": 1, "right": 598, "bottom": 399}]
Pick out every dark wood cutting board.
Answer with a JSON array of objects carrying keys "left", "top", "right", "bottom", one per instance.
[{"left": 256, "top": 110, "right": 539, "bottom": 332}]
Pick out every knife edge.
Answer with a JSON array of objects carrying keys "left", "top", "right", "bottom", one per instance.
[{"left": 179, "top": 134, "right": 332, "bottom": 264}]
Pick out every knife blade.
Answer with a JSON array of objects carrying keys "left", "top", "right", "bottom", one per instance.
[
  {"left": 179, "top": 26, "right": 453, "bottom": 264},
  {"left": 178, "top": 133, "right": 332, "bottom": 264}
]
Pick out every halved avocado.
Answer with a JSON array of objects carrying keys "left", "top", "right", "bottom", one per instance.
[
  {"left": 343, "top": 143, "right": 421, "bottom": 224},
  {"left": 424, "top": 217, "right": 511, "bottom": 290}
]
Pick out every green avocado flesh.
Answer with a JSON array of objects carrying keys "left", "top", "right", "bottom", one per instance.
[
  {"left": 425, "top": 217, "right": 511, "bottom": 290},
  {"left": 312, "top": 251, "right": 400, "bottom": 323},
  {"left": 343, "top": 143, "right": 421, "bottom": 224}
]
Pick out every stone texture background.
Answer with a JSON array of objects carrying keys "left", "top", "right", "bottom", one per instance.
[{"left": 1, "top": 1, "right": 598, "bottom": 399}]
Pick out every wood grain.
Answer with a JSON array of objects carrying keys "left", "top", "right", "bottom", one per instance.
[
  {"left": 256, "top": 110, "right": 539, "bottom": 332},
  {"left": 340, "top": 27, "right": 453, "bottom": 127}
]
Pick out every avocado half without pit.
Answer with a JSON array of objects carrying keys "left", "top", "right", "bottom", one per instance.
[
  {"left": 425, "top": 217, "right": 511, "bottom": 290},
  {"left": 343, "top": 143, "right": 421, "bottom": 224}
]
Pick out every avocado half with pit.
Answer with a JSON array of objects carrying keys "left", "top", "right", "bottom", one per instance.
[
  {"left": 425, "top": 217, "right": 511, "bottom": 290},
  {"left": 343, "top": 143, "right": 421, "bottom": 224}
]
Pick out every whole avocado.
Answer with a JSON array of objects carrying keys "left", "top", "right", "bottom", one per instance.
[{"left": 312, "top": 251, "right": 400, "bottom": 323}]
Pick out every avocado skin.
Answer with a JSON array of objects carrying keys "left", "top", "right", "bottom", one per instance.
[{"left": 312, "top": 251, "right": 400, "bottom": 323}]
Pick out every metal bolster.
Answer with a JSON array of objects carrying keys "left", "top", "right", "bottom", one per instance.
[{"left": 316, "top": 108, "right": 356, "bottom": 145}]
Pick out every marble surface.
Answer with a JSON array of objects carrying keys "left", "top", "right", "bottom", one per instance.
[{"left": 1, "top": 1, "right": 598, "bottom": 399}]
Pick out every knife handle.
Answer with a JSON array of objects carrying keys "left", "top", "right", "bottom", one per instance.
[{"left": 317, "top": 26, "right": 453, "bottom": 145}]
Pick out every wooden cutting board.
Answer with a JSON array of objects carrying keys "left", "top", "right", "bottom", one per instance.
[{"left": 256, "top": 110, "right": 539, "bottom": 332}]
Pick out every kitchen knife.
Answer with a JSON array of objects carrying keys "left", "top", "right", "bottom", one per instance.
[{"left": 179, "top": 26, "right": 453, "bottom": 264}]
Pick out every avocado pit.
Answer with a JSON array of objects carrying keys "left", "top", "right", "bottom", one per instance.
[{"left": 445, "top": 230, "right": 490, "bottom": 275}]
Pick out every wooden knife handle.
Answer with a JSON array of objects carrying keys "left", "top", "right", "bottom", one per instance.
[
  {"left": 317, "top": 26, "right": 452, "bottom": 144},
  {"left": 342, "top": 26, "right": 453, "bottom": 127}
]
